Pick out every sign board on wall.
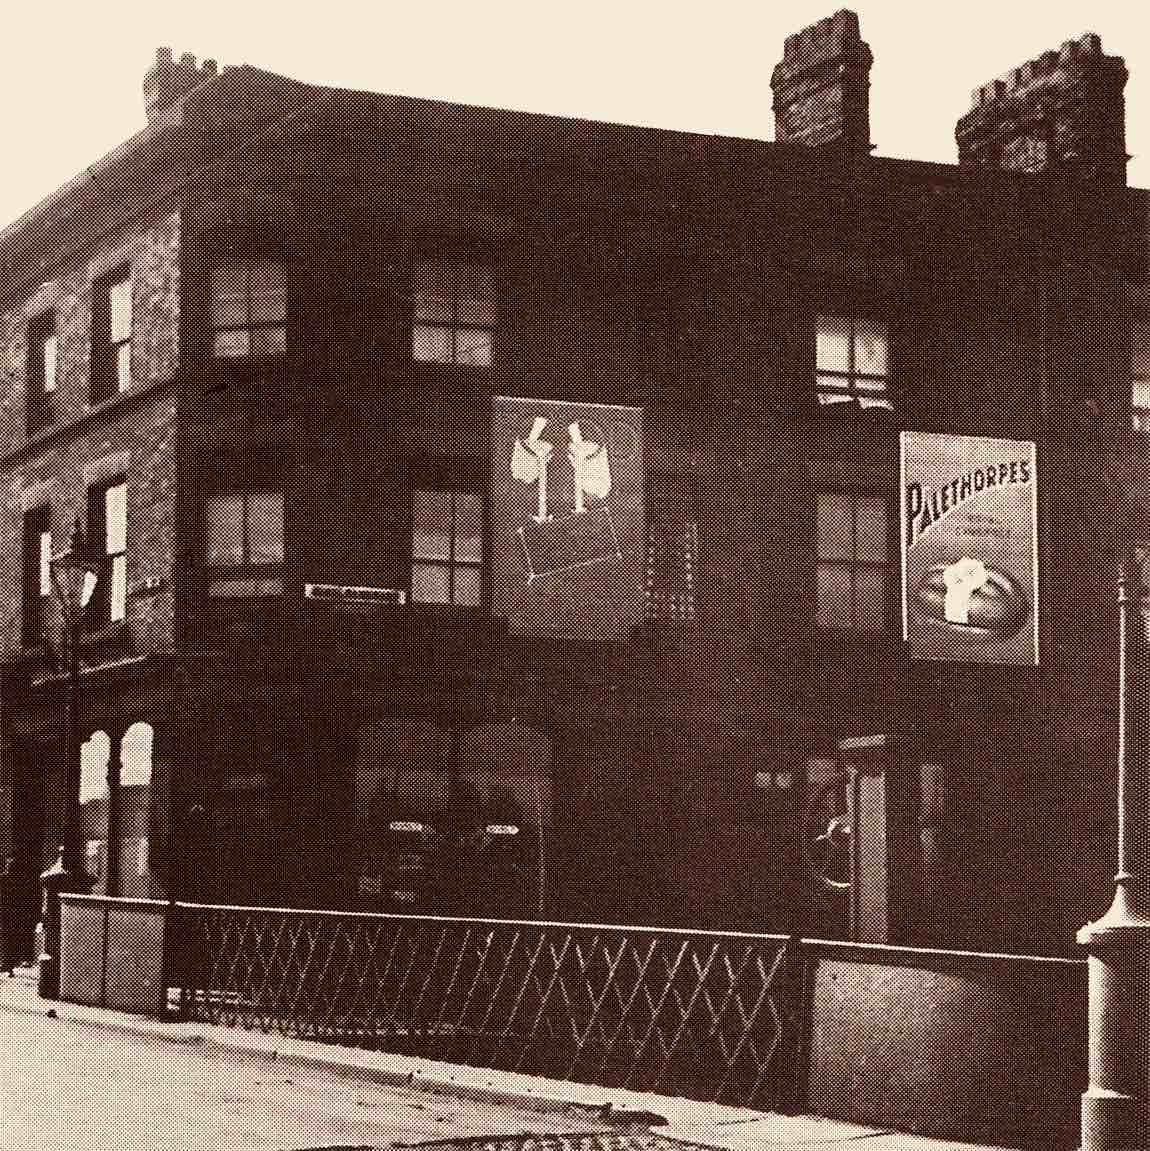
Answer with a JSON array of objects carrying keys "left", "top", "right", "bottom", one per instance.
[
  {"left": 491, "top": 397, "right": 644, "bottom": 639},
  {"left": 900, "top": 432, "right": 1039, "bottom": 665}
]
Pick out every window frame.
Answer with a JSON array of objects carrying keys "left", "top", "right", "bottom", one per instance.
[
  {"left": 410, "top": 255, "right": 496, "bottom": 369},
  {"left": 814, "top": 313, "right": 893, "bottom": 413},
  {"left": 408, "top": 463, "right": 487, "bottom": 609},
  {"left": 202, "top": 488, "right": 286, "bottom": 600},
  {"left": 208, "top": 251, "right": 288, "bottom": 363},
  {"left": 90, "top": 265, "right": 133, "bottom": 404},
  {"left": 814, "top": 487, "right": 895, "bottom": 634},
  {"left": 26, "top": 311, "right": 58, "bottom": 434},
  {"left": 85, "top": 478, "right": 128, "bottom": 629},
  {"left": 21, "top": 505, "right": 51, "bottom": 648}
]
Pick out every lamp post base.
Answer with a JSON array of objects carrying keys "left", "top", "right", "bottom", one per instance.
[
  {"left": 1078, "top": 889, "right": 1150, "bottom": 1151},
  {"left": 36, "top": 846, "right": 93, "bottom": 1002}
]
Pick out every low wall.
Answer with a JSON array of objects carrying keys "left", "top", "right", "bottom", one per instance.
[
  {"left": 59, "top": 894, "right": 168, "bottom": 1014},
  {"left": 803, "top": 939, "right": 1087, "bottom": 1148}
]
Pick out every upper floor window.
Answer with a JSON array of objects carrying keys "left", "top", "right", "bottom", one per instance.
[
  {"left": 91, "top": 267, "right": 132, "bottom": 403},
  {"left": 412, "top": 259, "right": 495, "bottom": 367},
  {"left": 210, "top": 256, "right": 287, "bottom": 360},
  {"left": 1133, "top": 319, "right": 1150, "bottom": 432},
  {"left": 816, "top": 315, "right": 891, "bottom": 411},
  {"left": 21, "top": 506, "right": 51, "bottom": 648},
  {"left": 87, "top": 479, "right": 128, "bottom": 626},
  {"left": 411, "top": 488, "right": 483, "bottom": 606},
  {"left": 26, "top": 312, "right": 58, "bottom": 434},
  {"left": 204, "top": 490, "right": 285, "bottom": 598},
  {"left": 816, "top": 490, "right": 890, "bottom": 632}
]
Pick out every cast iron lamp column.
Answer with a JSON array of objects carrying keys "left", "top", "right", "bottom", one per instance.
[
  {"left": 37, "top": 518, "right": 100, "bottom": 999},
  {"left": 1078, "top": 553, "right": 1150, "bottom": 1150}
]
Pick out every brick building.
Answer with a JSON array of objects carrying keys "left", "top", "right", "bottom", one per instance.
[{"left": 0, "top": 15, "right": 1145, "bottom": 963}]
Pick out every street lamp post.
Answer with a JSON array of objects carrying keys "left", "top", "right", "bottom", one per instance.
[
  {"left": 1078, "top": 551, "right": 1150, "bottom": 1150},
  {"left": 36, "top": 518, "right": 101, "bottom": 1000}
]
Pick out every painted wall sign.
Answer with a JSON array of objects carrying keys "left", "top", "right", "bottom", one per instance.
[
  {"left": 900, "top": 432, "right": 1039, "bottom": 665},
  {"left": 492, "top": 397, "right": 644, "bottom": 639}
]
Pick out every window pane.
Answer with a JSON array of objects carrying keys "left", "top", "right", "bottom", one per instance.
[
  {"left": 414, "top": 259, "right": 455, "bottom": 296},
  {"left": 414, "top": 293, "right": 454, "bottom": 324},
  {"left": 249, "top": 259, "right": 287, "bottom": 323},
  {"left": 854, "top": 319, "right": 888, "bottom": 376},
  {"left": 248, "top": 492, "right": 285, "bottom": 564},
  {"left": 854, "top": 567, "right": 887, "bottom": 631},
  {"left": 120, "top": 722, "right": 154, "bottom": 788},
  {"left": 214, "top": 330, "right": 252, "bottom": 358},
  {"left": 412, "top": 562, "right": 450, "bottom": 603},
  {"left": 455, "top": 329, "right": 492, "bottom": 367},
  {"left": 39, "top": 530, "right": 52, "bottom": 596},
  {"left": 855, "top": 497, "right": 887, "bottom": 562},
  {"left": 109, "top": 277, "right": 132, "bottom": 343},
  {"left": 454, "top": 492, "right": 483, "bottom": 563},
  {"left": 412, "top": 490, "right": 452, "bottom": 560},
  {"left": 80, "top": 731, "right": 111, "bottom": 804},
  {"left": 454, "top": 565, "right": 482, "bottom": 606},
  {"left": 109, "top": 554, "right": 127, "bottom": 622},
  {"left": 206, "top": 494, "right": 245, "bottom": 565},
  {"left": 211, "top": 262, "right": 248, "bottom": 328},
  {"left": 854, "top": 377, "right": 889, "bottom": 393},
  {"left": 105, "top": 483, "right": 127, "bottom": 555},
  {"left": 116, "top": 343, "right": 132, "bottom": 392},
  {"left": 1133, "top": 380, "right": 1150, "bottom": 410},
  {"left": 816, "top": 376, "right": 851, "bottom": 401},
  {"left": 42, "top": 333, "right": 58, "bottom": 392},
  {"left": 816, "top": 564, "right": 851, "bottom": 628},
  {"left": 858, "top": 396, "right": 894, "bottom": 411},
  {"left": 413, "top": 325, "right": 453, "bottom": 363},
  {"left": 816, "top": 493, "right": 852, "bottom": 561},
  {"left": 250, "top": 326, "right": 286, "bottom": 359},
  {"left": 816, "top": 315, "right": 851, "bottom": 372}
]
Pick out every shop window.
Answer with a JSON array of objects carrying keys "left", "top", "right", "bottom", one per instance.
[
  {"left": 116, "top": 721, "right": 154, "bottom": 898},
  {"left": 816, "top": 315, "right": 892, "bottom": 410},
  {"left": 91, "top": 266, "right": 132, "bottom": 402},
  {"left": 411, "top": 488, "right": 483, "bottom": 606},
  {"left": 26, "top": 311, "right": 57, "bottom": 434},
  {"left": 120, "top": 721, "right": 154, "bottom": 787},
  {"left": 210, "top": 255, "right": 287, "bottom": 360},
  {"left": 816, "top": 490, "right": 890, "bottom": 632},
  {"left": 21, "top": 506, "right": 51, "bottom": 648},
  {"left": 204, "top": 490, "right": 285, "bottom": 598},
  {"left": 412, "top": 258, "right": 495, "bottom": 367},
  {"left": 86, "top": 478, "right": 128, "bottom": 626},
  {"left": 1133, "top": 319, "right": 1150, "bottom": 432}
]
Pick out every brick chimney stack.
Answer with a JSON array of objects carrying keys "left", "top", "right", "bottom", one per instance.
[
  {"left": 770, "top": 9, "right": 873, "bottom": 154},
  {"left": 143, "top": 47, "right": 218, "bottom": 122},
  {"left": 956, "top": 33, "right": 1129, "bottom": 186}
]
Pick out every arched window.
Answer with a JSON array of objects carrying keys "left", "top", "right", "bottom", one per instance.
[
  {"left": 79, "top": 730, "right": 110, "bottom": 804},
  {"left": 119, "top": 722, "right": 154, "bottom": 787}
]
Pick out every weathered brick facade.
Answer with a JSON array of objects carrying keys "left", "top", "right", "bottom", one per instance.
[{"left": 0, "top": 16, "right": 1146, "bottom": 965}]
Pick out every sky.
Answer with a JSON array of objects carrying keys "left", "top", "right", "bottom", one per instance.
[{"left": 2, "top": 0, "right": 1149, "bottom": 231}]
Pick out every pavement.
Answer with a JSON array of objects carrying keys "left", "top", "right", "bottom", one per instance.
[{"left": 0, "top": 968, "right": 1020, "bottom": 1151}]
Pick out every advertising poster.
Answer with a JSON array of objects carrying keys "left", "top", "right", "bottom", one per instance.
[
  {"left": 491, "top": 397, "right": 645, "bottom": 640},
  {"left": 900, "top": 432, "right": 1039, "bottom": 665}
]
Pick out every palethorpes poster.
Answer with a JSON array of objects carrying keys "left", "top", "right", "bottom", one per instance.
[{"left": 900, "top": 432, "right": 1039, "bottom": 665}]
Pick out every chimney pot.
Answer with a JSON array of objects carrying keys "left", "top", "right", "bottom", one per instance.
[
  {"left": 770, "top": 9, "right": 874, "bottom": 154},
  {"left": 957, "top": 31, "right": 1128, "bottom": 186}
]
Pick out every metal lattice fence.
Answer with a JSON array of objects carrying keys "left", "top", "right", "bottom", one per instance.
[{"left": 171, "top": 903, "right": 800, "bottom": 1109}]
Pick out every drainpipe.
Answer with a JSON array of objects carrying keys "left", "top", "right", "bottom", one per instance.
[{"left": 1078, "top": 553, "right": 1150, "bottom": 1150}]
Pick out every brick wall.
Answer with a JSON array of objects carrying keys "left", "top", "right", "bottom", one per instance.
[{"left": 0, "top": 211, "right": 180, "bottom": 660}]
